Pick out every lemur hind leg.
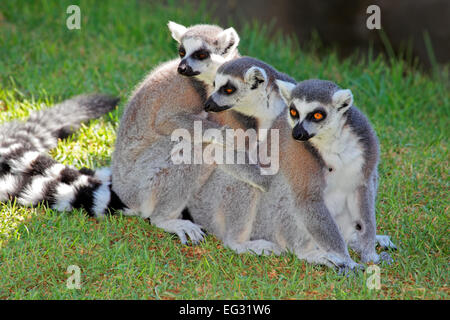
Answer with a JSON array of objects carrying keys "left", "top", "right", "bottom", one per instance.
[
  {"left": 188, "top": 167, "right": 280, "bottom": 255},
  {"left": 347, "top": 183, "right": 394, "bottom": 264},
  {"left": 136, "top": 143, "right": 216, "bottom": 244}
]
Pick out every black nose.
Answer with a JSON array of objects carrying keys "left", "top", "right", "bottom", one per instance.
[
  {"left": 204, "top": 97, "right": 231, "bottom": 112},
  {"left": 204, "top": 97, "right": 215, "bottom": 112},
  {"left": 177, "top": 64, "right": 186, "bottom": 73},
  {"left": 177, "top": 63, "right": 190, "bottom": 75},
  {"left": 177, "top": 60, "right": 201, "bottom": 77},
  {"left": 292, "top": 123, "right": 311, "bottom": 141}
]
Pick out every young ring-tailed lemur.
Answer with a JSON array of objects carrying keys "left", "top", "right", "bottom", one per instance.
[
  {"left": 191, "top": 57, "right": 362, "bottom": 271},
  {"left": 111, "top": 22, "right": 267, "bottom": 244},
  {"left": 276, "top": 79, "right": 396, "bottom": 262},
  {"left": 0, "top": 94, "right": 126, "bottom": 216}
]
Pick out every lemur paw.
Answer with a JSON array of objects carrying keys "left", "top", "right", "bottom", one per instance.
[
  {"left": 175, "top": 221, "right": 205, "bottom": 245},
  {"left": 324, "top": 254, "right": 364, "bottom": 275},
  {"left": 376, "top": 235, "right": 397, "bottom": 251},
  {"left": 337, "top": 262, "right": 365, "bottom": 276},
  {"left": 378, "top": 251, "right": 393, "bottom": 265},
  {"left": 361, "top": 250, "right": 393, "bottom": 265},
  {"left": 154, "top": 219, "right": 205, "bottom": 245}
]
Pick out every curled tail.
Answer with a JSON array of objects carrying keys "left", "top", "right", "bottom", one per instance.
[
  {"left": 0, "top": 152, "right": 126, "bottom": 216},
  {"left": 0, "top": 94, "right": 119, "bottom": 154}
]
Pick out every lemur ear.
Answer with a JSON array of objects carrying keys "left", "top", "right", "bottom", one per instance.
[
  {"left": 168, "top": 21, "right": 188, "bottom": 43},
  {"left": 216, "top": 27, "right": 240, "bottom": 58},
  {"left": 276, "top": 80, "right": 296, "bottom": 104},
  {"left": 244, "top": 66, "right": 267, "bottom": 90},
  {"left": 332, "top": 89, "right": 353, "bottom": 112}
]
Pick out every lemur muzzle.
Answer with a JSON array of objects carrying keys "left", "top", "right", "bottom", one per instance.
[
  {"left": 292, "top": 123, "right": 314, "bottom": 141},
  {"left": 177, "top": 60, "right": 200, "bottom": 76},
  {"left": 204, "top": 97, "right": 232, "bottom": 112}
]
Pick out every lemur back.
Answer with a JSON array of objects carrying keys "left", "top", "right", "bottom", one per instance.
[{"left": 112, "top": 59, "right": 207, "bottom": 207}]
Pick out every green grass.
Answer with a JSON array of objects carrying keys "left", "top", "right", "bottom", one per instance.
[{"left": 0, "top": 0, "right": 448, "bottom": 299}]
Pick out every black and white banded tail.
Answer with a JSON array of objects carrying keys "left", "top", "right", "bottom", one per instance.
[
  {"left": 0, "top": 94, "right": 120, "bottom": 154},
  {"left": 0, "top": 93, "right": 127, "bottom": 216},
  {"left": 0, "top": 153, "right": 126, "bottom": 216}
]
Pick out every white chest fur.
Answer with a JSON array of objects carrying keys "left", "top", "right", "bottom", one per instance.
[{"left": 311, "top": 125, "right": 365, "bottom": 220}]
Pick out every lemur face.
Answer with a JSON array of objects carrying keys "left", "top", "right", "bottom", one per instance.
[
  {"left": 287, "top": 99, "right": 330, "bottom": 141},
  {"left": 177, "top": 37, "right": 213, "bottom": 77},
  {"left": 276, "top": 80, "right": 353, "bottom": 141},
  {"left": 167, "top": 21, "right": 240, "bottom": 83},
  {"left": 204, "top": 66, "right": 268, "bottom": 114}
]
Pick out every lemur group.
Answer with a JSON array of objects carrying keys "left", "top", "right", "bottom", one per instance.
[{"left": 0, "top": 22, "right": 397, "bottom": 272}]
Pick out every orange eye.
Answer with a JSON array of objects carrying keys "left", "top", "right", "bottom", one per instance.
[
  {"left": 290, "top": 108, "right": 298, "bottom": 117},
  {"left": 314, "top": 112, "right": 323, "bottom": 120},
  {"left": 221, "top": 83, "right": 236, "bottom": 95},
  {"left": 194, "top": 50, "right": 210, "bottom": 60}
]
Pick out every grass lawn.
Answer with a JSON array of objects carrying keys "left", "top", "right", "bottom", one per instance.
[{"left": 0, "top": 0, "right": 448, "bottom": 299}]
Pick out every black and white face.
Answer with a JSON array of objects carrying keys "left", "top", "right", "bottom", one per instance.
[
  {"left": 167, "top": 21, "right": 240, "bottom": 83},
  {"left": 277, "top": 80, "right": 353, "bottom": 141},
  {"left": 204, "top": 66, "right": 268, "bottom": 115},
  {"left": 177, "top": 37, "right": 226, "bottom": 80},
  {"left": 287, "top": 99, "right": 331, "bottom": 141}
]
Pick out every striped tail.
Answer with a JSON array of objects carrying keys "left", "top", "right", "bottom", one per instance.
[
  {"left": 0, "top": 152, "right": 126, "bottom": 216},
  {"left": 0, "top": 93, "right": 126, "bottom": 216},
  {"left": 0, "top": 94, "right": 119, "bottom": 154}
]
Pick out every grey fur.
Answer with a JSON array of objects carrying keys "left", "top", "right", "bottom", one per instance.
[
  {"left": 291, "top": 79, "right": 339, "bottom": 104},
  {"left": 218, "top": 56, "right": 294, "bottom": 87},
  {"left": 345, "top": 107, "right": 379, "bottom": 179},
  {"left": 181, "top": 24, "right": 239, "bottom": 55},
  {"left": 181, "top": 24, "right": 240, "bottom": 57},
  {"left": 182, "top": 24, "right": 224, "bottom": 46}
]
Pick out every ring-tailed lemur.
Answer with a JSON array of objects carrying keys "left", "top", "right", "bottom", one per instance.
[
  {"left": 190, "top": 57, "right": 362, "bottom": 271},
  {"left": 276, "top": 79, "right": 396, "bottom": 263},
  {"left": 111, "top": 22, "right": 268, "bottom": 244},
  {"left": 0, "top": 94, "right": 126, "bottom": 216}
]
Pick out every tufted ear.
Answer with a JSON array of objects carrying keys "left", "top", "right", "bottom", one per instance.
[
  {"left": 168, "top": 21, "right": 188, "bottom": 43},
  {"left": 332, "top": 89, "right": 353, "bottom": 112},
  {"left": 276, "top": 80, "right": 296, "bottom": 104},
  {"left": 244, "top": 66, "right": 267, "bottom": 90},
  {"left": 215, "top": 27, "right": 240, "bottom": 58}
]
